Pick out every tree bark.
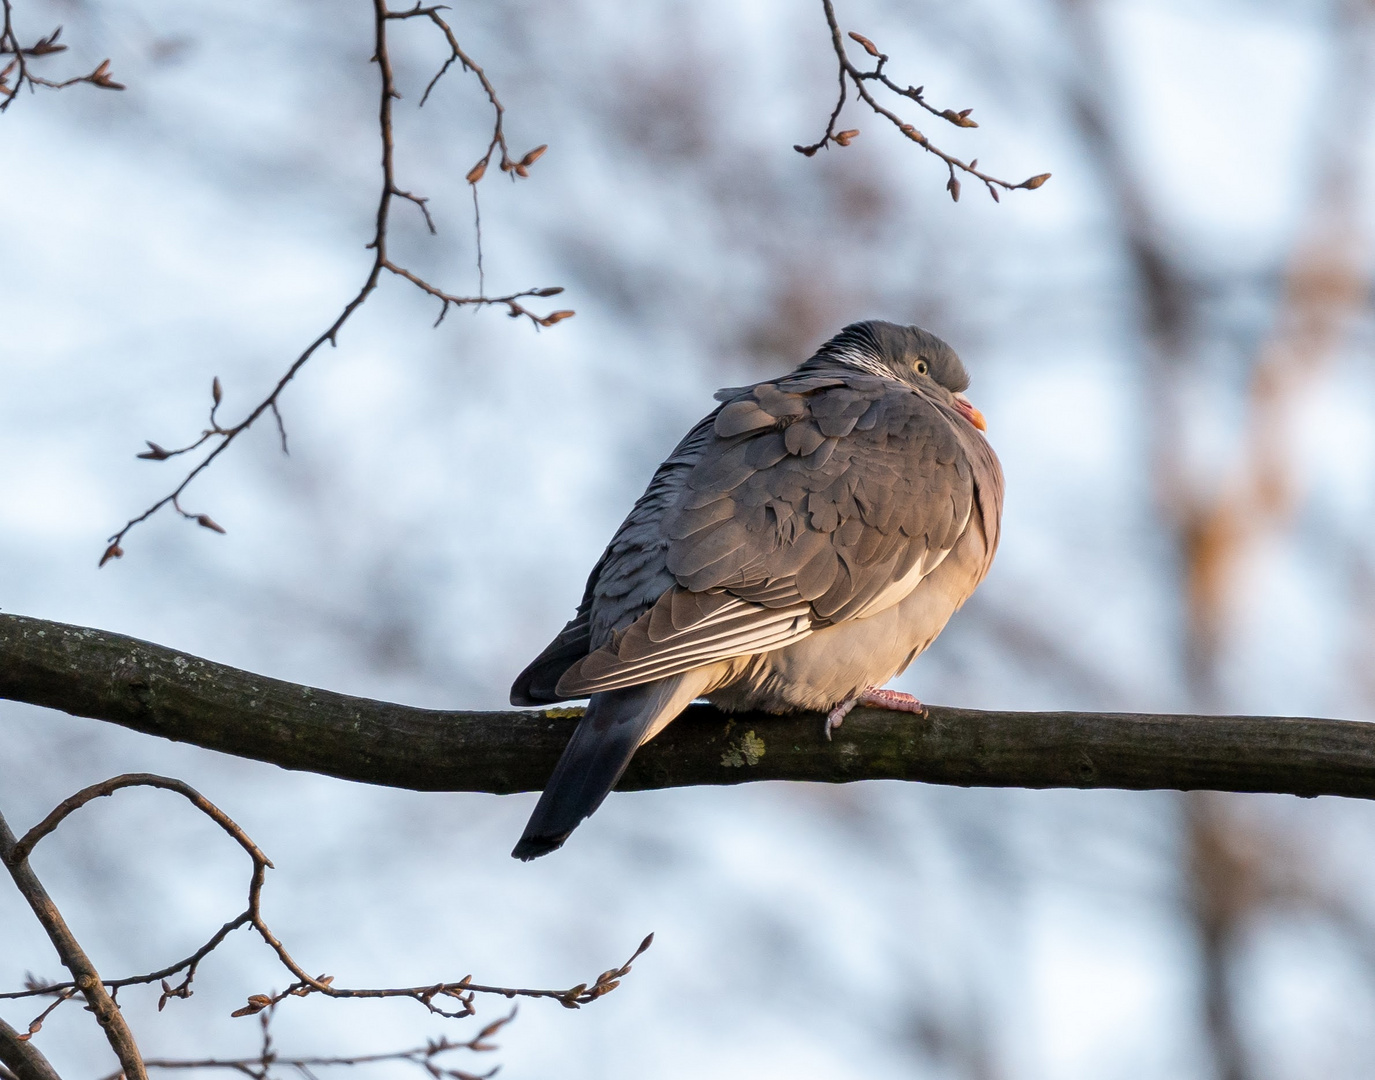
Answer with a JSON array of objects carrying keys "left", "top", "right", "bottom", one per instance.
[{"left": 2, "top": 612, "right": 1374, "bottom": 800}]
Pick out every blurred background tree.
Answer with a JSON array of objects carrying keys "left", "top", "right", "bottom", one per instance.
[{"left": 5, "top": 0, "right": 1375, "bottom": 1076}]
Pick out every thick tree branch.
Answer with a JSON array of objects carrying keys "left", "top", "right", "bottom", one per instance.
[{"left": 1, "top": 612, "right": 1374, "bottom": 800}]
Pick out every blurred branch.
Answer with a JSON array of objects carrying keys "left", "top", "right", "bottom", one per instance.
[
  {"left": 797, "top": 0, "right": 1050, "bottom": 201},
  {"left": 101, "top": 0, "right": 569, "bottom": 566},
  {"left": 963, "top": 597, "right": 1127, "bottom": 704},
  {"left": 0, "top": 808, "right": 147, "bottom": 1078},
  {"left": 1179, "top": 173, "right": 1369, "bottom": 687},
  {"left": 0, "top": 3, "right": 124, "bottom": 113},
  {"left": 5, "top": 613, "right": 1375, "bottom": 801},
  {"left": 1060, "top": 7, "right": 1375, "bottom": 1072},
  {"left": 1184, "top": 793, "right": 1255, "bottom": 1080},
  {"left": 1180, "top": 785, "right": 1375, "bottom": 1078},
  {"left": 1061, "top": 0, "right": 1375, "bottom": 700}
]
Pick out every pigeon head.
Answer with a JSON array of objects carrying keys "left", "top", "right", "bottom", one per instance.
[{"left": 808, "top": 320, "right": 986, "bottom": 430}]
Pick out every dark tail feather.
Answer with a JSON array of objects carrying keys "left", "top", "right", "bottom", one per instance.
[{"left": 513, "top": 681, "right": 676, "bottom": 861}]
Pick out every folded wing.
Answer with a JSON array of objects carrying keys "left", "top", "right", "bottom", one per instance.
[{"left": 536, "top": 371, "right": 983, "bottom": 700}]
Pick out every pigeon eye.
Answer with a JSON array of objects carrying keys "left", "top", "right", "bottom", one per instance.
[{"left": 915, "top": 359, "right": 929, "bottom": 375}]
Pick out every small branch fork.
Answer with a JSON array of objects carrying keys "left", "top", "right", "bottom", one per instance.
[
  {"left": 0, "top": 0, "right": 124, "bottom": 113},
  {"left": 101, "top": 0, "right": 570, "bottom": 567},
  {"left": 0, "top": 774, "right": 652, "bottom": 1073},
  {"left": 797, "top": 0, "right": 1050, "bottom": 202}
]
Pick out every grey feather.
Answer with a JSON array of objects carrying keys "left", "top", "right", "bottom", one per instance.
[{"left": 512, "top": 676, "right": 702, "bottom": 860}]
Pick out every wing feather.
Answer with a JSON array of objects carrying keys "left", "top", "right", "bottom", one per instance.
[{"left": 521, "top": 367, "right": 996, "bottom": 704}]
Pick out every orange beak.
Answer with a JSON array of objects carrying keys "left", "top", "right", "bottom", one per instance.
[{"left": 953, "top": 393, "right": 987, "bottom": 432}]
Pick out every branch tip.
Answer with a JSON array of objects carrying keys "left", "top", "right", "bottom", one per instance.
[
  {"left": 98, "top": 0, "right": 567, "bottom": 561},
  {"left": 803, "top": 0, "right": 1047, "bottom": 200}
]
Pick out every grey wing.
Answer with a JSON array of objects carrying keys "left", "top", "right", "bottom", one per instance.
[
  {"left": 510, "top": 412, "right": 719, "bottom": 705},
  {"left": 553, "top": 373, "right": 987, "bottom": 698}
]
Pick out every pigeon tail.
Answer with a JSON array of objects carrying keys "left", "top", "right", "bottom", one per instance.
[{"left": 512, "top": 674, "right": 706, "bottom": 860}]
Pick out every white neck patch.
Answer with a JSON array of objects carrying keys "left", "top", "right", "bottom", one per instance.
[{"left": 824, "top": 346, "right": 892, "bottom": 379}]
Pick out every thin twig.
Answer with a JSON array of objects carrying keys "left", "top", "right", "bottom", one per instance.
[
  {"left": 796, "top": 0, "right": 1050, "bottom": 202},
  {"left": 101, "top": 1005, "right": 512, "bottom": 1080},
  {"left": 0, "top": 773, "right": 653, "bottom": 1031},
  {"left": 0, "top": 0, "right": 123, "bottom": 113},
  {"left": 102, "top": 0, "right": 568, "bottom": 565}
]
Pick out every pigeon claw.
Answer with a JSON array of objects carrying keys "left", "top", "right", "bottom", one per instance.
[
  {"left": 825, "top": 687, "right": 927, "bottom": 739},
  {"left": 824, "top": 698, "right": 858, "bottom": 740}
]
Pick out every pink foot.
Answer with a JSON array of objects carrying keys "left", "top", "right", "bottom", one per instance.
[
  {"left": 825, "top": 687, "right": 927, "bottom": 740},
  {"left": 824, "top": 698, "right": 858, "bottom": 739}
]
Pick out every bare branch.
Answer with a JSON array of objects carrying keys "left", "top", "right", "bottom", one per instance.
[
  {"left": 123, "top": 1015, "right": 511, "bottom": 1078},
  {"left": 4, "top": 613, "right": 1375, "bottom": 804},
  {"left": 796, "top": 0, "right": 1050, "bottom": 202},
  {"left": 0, "top": 770, "right": 651, "bottom": 1030},
  {"left": 0, "top": 2, "right": 124, "bottom": 114},
  {"left": 0, "top": 809, "right": 147, "bottom": 1078},
  {"left": 102, "top": 0, "right": 567, "bottom": 563}
]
